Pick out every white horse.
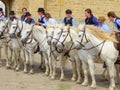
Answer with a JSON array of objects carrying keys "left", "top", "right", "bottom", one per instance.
[
  {"left": 74, "top": 24, "right": 118, "bottom": 90},
  {"left": 47, "top": 24, "right": 69, "bottom": 80},
  {"left": 51, "top": 25, "right": 83, "bottom": 82},
  {"left": 21, "top": 25, "right": 54, "bottom": 75},
  {"left": 20, "top": 24, "right": 38, "bottom": 74},
  {"left": 0, "top": 19, "right": 11, "bottom": 66},
  {"left": 8, "top": 19, "right": 26, "bottom": 71}
]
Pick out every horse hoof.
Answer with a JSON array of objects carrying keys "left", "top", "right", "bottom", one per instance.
[
  {"left": 50, "top": 76, "right": 56, "bottom": 80},
  {"left": 24, "top": 69, "right": 28, "bottom": 73},
  {"left": 81, "top": 82, "right": 88, "bottom": 87},
  {"left": 45, "top": 72, "right": 49, "bottom": 76},
  {"left": 6, "top": 66, "right": 11, "bottom": 69},
  {"left": 60, "top": 77, "right": 65, "bottom": 81},
  {"left": 108, "top": 87, "right": 117, "bottom": 90},
  {"left": 71, "top": 77, "right": 76, "bottom": 81},
  {"left": 15, "top": 68, "right": 19, "bottom": 71},
  {"left": 90, "top": 85, "right": 96, "bottom": 89},
  {"left": 76, "top": 80, "right": 82, "bottom": 84},
  {"left": 30, "top": 70, "right": 34, "bottom": 74}
]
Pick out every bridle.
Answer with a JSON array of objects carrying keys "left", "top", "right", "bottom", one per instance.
[
  {"left": 77, "top": 26, "right": 106, "bottom": 57},
  {"left": 76, "top": 26, "right": 90, "bottom": 48},
  {"left": 10, "top": 20, "right": 23, "bottom": 38},
  {"left": 57, "top": 27, "right": 73, "bottom": 48},
  {"left": 22, "top": 25, "right": 34, "bottom": 45},
  {"left": 52, "top": 28, "right": 63, "bottom": 45},
  {"left": 0, "top": 21, "right": 9, "bottom": 36},
  {"left": 56, "top": 27, "right": 75, "bottom": 56}
]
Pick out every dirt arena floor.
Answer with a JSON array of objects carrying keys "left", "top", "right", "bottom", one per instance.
[{"left": 0, "top": 50, "right": 120, "bottom": 90}]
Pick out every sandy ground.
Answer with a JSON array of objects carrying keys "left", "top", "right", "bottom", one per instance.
[{"left": 0, "top": 51, "right": 120, "bottom": 90}]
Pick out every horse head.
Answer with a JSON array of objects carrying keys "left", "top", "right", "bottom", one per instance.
[
  {"left": 0, "top": 19, "right": 9, "bottom": 38},
  {"left": 20, "top": 24, "right": 34, "bottom": 44},
  {"left": 51, "top": 24, "right": 64, "bottom": 47},
  {"left": 9, "top": 19, "right": 24, "bottom": 38},
  {"left": 56, "top": 25, "right": 78, "bottom": 52}
]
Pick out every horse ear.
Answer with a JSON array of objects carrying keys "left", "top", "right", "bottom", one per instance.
[{"left": 78, "top": 23, "right": 86, "bottom": 31}]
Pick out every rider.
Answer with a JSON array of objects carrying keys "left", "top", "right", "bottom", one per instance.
[
  {"left": 35, "top": 8, "right": 45, "bottom": 27},
  {"left": 97, "top": 16, "right": 110, "bottom": 32},
  {"left": 61, "top": 9, "right": 76, "bottom": 27},
  {"left": 42, "top": 12, "right": 57, "bottom": 28},
  {"left": 0, "top": 8, "right": 6, "bottom": 20},
  {"left": 21, "top": 7, "right": 27, "bottom": 21},
  {"left": 24, "top": 12, "right": 35, "bottom": 24},
  {"left": 107, "top": 11, "right": 120, "bottom": 64},
  {"left": 34, "top": 8, "right": 45, "bottom": 53},
  {"left": 9, "top": 11, "right": 17, "bottom": 22},
  {"left": 85, "top": 8, "right": 98, "bottom": 26}
]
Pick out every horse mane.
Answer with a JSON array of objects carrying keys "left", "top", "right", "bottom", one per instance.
[
  {"left": 46, "top": 24, "right": 64, "bottom": 31},
  {"left": 85, "top": 25, "right": 117, "bottom": 42},
  {"left": 62, "top": 25, "right": 79, "bottom": 33}
]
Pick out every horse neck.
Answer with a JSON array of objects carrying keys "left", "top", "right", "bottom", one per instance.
[
  {"left": 65, "top": 30, "right": 78, "bottom": 49},
  {"left": 87, "top": 32, "right": 104, "bottom": 49},
  {"left": 33, "top": 27, "right": 47, "bottom": 43}
]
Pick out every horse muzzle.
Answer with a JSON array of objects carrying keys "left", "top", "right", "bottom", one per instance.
[
  {"left": 56, "top": 43, "right": 64, "bottom": 52},
  {"left": 21, "top": 38, "right": 27, "bottom": 44},
  {"left": 9, "top": 33, "right": 16, "bottom": 38},
  {"left": 74, "top": 42, "right": 83, "bottom": 50},
  {"left": 51, "top": 39, "right": 58, "bottom": 46},
  {"left": 47, "top": 39, "right": 51, "bottom": 45},
  {"left": 0, "top": 32, "right": 3, "bottom": 38}
]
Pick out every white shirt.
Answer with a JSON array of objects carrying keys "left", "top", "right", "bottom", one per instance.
[
  {"left": 42, "top": 18, "right": 58, "bottom": 27},
  {"left": 98, "top": 23, "right": 110, "bottom": 32}
]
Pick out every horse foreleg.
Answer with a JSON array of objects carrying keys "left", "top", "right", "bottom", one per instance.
[
  {"left": 60, "top": 55, "right": 67, "bottom": 81},
  {"left": 43, "top": 52, "right": 49, "bottom": 76},
  {"left": 0, "top": 48, "right": 1, "bottom": 62},
  {"left": 88, "top": 60, "right": 96, "bottom": 89},
  {"left": 12, "top": 50, "right": 17, "bottom": 70},
  {"left": 15, "top": 50, "right": 20, "bottom": 71},
  {"left": 75, "top": 57, "right": 83, "bottom": 84},
  {"left": 24, "top": 50, "right": 29, "bottom": 73},
  {"left": 115, "top": 64, "right": 120, "bottom": 84},
  {"left": 107, "top": 60, "right": 116, "bottom": 90},
  {"left": 39, "top": 52, "right": 45, "bottom": 70},
  {"left": 51, "top": 54, "right": 57, "bottom": 80},
  {"left": 70, "top": 58, "right": 77, "bottom": 82},
  {"left": 6, "top": 47, "right": 12, "bottom": 69},
  {"left": 49, "top": 54, "right": 53, "bottom": 77},
  {"left": 81, "top": 61, "right": 88, "bottom": 86},
  {"left": 29, "top": 50, "right": 34, "bottom": 74}
]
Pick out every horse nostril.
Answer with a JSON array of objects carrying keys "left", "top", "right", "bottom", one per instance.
[{"left": 53, "top": 41, "right": 56, "bottom": 45}]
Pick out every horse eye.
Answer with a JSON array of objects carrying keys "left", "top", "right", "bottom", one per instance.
[
  {"left": 58, "top": 32, "right": 61, "bottom": 35},
  {"left": 13, "top": 26, "right": 16, "bottom": 29},
  {"left": 78, "top": 35, "right": 81, "bottom": 37},
  {"left": 63, "top": 35, "right": 66, "bottom": 37},
  {"left": 27, "top": 31, "right": 30, "bottom": 33},
  {"left": 2, "top": 26, "right": 5, "bottom": 28}
]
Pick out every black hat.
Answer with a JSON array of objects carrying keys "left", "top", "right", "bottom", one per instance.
[
  {"left": 9, "top": 11, "right": 15, "bottom": 15},
  {"left": 26, "top": 12, "right": 31, "bottom": 16},
  {"left": 37, "top": 8, "right": 45, "bottom": 12},
  {"left": 65, "top": 9, "right": 72, "bottom": 14},
  {"left": 0, "top": 8, "right": 3, "bottom": 11}
]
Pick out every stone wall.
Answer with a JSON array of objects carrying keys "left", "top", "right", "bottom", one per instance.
[
  {"left": 6, "top": 0, "right": 120, "bottom": 20},
  {"left": 45, "top": 0, "right": 120, "bottom": 20},
  {"left": 2, "top": 0, "right": 120, "bottom": 29}
]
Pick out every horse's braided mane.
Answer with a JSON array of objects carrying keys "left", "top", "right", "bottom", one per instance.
[{"left": 86, "top": 25, "right": 117, "bottom": 42}]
